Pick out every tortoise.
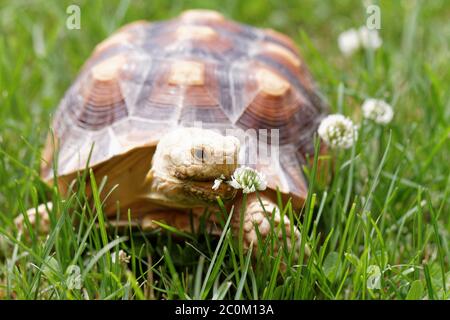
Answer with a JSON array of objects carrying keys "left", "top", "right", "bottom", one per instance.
[{"left": 17, "top": 9, "right": 328, "bottom": 253}]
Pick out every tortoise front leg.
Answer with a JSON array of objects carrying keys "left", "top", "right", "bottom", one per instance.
[{"left": 231, "top": 195, "right": 304, "bottom": 257}]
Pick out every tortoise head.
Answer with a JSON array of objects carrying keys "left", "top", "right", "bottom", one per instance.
[{"left": 148, "top": 127, "right": 240, "bottom": 208}]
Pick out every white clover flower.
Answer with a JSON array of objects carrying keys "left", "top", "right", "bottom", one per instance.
[
  {"left": 228, "top": 166, "right": 267, "bottom": 194},
  {"left": 358, "top": 26, "right": 382, "bottom": 50},
  {"left": 338, "top": 28, "right": 361, "bottom": 56},
  {"left": 112, "top": 250, "right": 130, "bottom": 264},
  {"left": 318, "top": 114, "right": 358, "bottom": 149},
  {"left": 212, "top": 174, "right": 226, "bottom": 191},
  {"left": 362, "top": 99, "right": 394, "bottom": 124},
  {"left": 338, "top": 26, "right": 382, "bottom": 56}
]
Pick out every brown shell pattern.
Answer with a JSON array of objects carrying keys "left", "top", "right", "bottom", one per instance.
[{"left": 43, "top": 9, "right": 328, "bottom": 201}]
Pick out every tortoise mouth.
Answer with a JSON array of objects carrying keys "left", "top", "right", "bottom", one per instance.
[
  {"left": 172, "top": 162, "right": 236, "bottom": 181},
  {"left": 183, "top": 179, "right": 237, "bottom": 204},
  {"left": 149, "top": 170, "right": 237, "bottom": 208}
]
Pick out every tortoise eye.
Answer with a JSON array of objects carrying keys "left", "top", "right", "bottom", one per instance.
[{"left": 192, "top": 147, "right": 208, "bottom": 162}]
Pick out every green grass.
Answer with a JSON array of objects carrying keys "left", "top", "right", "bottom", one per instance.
[{"left": 0, "top": 0, "right": 449, "bottom": 300}]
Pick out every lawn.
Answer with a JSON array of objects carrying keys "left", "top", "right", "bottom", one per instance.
[{"left": 0, "top": 0, "right": 449, "bottom": 300}]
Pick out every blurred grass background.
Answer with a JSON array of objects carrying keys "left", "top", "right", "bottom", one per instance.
[{"left": 0, "top": 0, "right": 449, "bottom": 299}]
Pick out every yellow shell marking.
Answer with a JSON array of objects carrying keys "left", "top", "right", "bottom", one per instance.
[
  {"left": 91, "top": 54, "right": 126, "bottom": 81},
  {"left": 256, "top": 68, "right": 290, "bottom": 96},
  {"left": 263, "top": 42, "right": 301, "bottom": 67},
  {"left": 168, "top": 61, "right": 205, "bottom": 86},
  {"left": 180, "top": 9, "right": 224, "bottom": 21},
  {"left": 176, "top": 25, "right": 217, "bottom": 40}
]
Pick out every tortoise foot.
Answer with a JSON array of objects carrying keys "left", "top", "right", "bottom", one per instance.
[{"left": 233, "top": 196, "right": 307, "bottom": 258}]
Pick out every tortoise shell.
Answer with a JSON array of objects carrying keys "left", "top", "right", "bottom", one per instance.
[{"left": 42, "top": 9, "right": 327, "bottom": 203}]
